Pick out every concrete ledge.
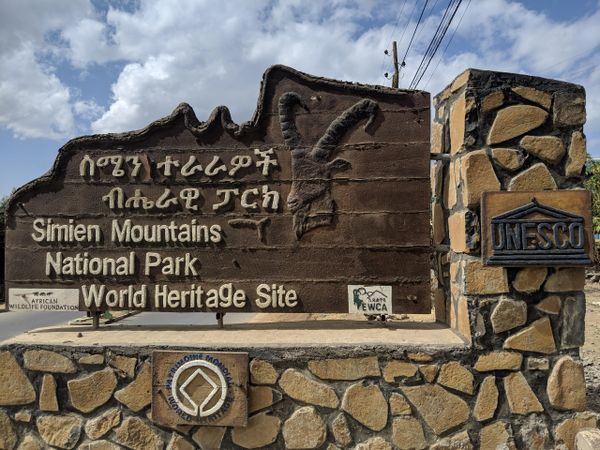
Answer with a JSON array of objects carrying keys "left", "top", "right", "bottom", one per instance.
[{"left": 1, "top": 320, "right": 467, "bottom": 355}]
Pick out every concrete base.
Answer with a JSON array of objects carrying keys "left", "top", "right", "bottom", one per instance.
[{"left": 3, "top": 319, "right": 467, "bottom": 351}]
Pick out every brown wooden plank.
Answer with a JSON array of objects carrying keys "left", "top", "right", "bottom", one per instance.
[
  {"left": 6, "top": 280, "right": 431, "bottom": 314},
  {"left": 62, "top": 142, "right": 430, "bottom": 182},
  {"left": 10, "top": 211, "right": 430, "bottom": 248},
  {"left": 6, "top": 247, "right": 429, "bottom": 282},
  {"left": 262, "top": 110, "right": 429, "bottom": 148},
  {"left": 9, "top": 179, "right": 430, "bottom": 216}
]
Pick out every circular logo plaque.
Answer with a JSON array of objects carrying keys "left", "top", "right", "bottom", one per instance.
[{"left": 166, "top": 354, "right": 233, "bottom": 421}]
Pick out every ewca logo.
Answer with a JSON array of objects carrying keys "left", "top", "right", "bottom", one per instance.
[
  {"left": 347, "top": 285, "right": 392, "bottom": 313},
  {"left": 165, "top": 354, "right": 233, "bottom": 422}
]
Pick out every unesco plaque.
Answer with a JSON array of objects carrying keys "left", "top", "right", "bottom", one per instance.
[{"left": 481, "top": 191, "right": 594, "bottom": 267}]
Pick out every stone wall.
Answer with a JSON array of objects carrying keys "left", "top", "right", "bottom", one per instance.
[
  {"left": 431, "top": 68, "right": 596, "bottom": 448},
  {"left": 0, "top": 344, "right": 468, "bottom": 450},
  {"left": 0, "top": 338, "right": 594, "bottom": 450}
]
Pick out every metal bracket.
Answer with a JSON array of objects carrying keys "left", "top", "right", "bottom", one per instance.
[
  {"left": 92, "top": 311, "right": 101, "bottom": 330},
  {"left": 430, "top": 153, "right": 451, "bottom": 162}
]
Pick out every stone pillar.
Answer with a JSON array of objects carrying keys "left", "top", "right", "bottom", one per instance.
[{"left": 433, "top": 68, "right": 596, "bottom": 447}]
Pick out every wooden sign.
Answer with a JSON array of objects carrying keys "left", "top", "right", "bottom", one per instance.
[
  {"left": 4, "top": 65, "right": 431, "bottom": 314},
  {"left": 152, "top": 351, "right": 248, "bottom": 427},
  {"left": 481, "top": 191, "right": 593, "bottom": 266}
]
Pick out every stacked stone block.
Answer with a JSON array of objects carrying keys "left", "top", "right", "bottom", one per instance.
[
  {"left": 431, "top": 68, "right": 595, "bottom": 448},
  {"left": 0, "top": 345, "right": 524, "bottom": 450},
  {"left": 0, "top": 340, "right": 596, "bottom": 449}
]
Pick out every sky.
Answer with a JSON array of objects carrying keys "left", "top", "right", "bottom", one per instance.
[{"left": 1, "top": 0, "right": 600, "bottom": 198}]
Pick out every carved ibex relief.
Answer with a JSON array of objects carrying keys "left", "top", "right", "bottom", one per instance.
[{"left": 278, "top": 92, "right": 379, "bottom": 239}]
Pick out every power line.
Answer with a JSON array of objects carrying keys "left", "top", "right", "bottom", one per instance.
[
  {"left": 398, "top": 0, "right": 430, "bottom": 82},
  {"left": 560, "top": 58, "right": 600, "bottom": 80},
  {"left": 423, "top": 0, "right": 471, "bottom": 90},
  {"left": 410, "top": 0, "right": 463, "bottom": 89},
  {"left": 409, "top": 0, "right": 456, "bottom": 89},
  {"left": 398, "top": 0, "right": 421, "bottom": 55},
  {"left": 413, "top": 0, "right": 463, "bottom": 89},
  {"left": 414, "top": 0, "right": 441, "bottom": 47},
  {"left": 535, "top": 47, "right": 598, "bottom": 75}
]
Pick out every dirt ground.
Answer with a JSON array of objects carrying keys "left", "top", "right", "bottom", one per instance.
[{"left": 583, "top": 281, "right": 600, "bottom": 413}]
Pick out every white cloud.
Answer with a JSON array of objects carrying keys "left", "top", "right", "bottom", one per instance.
[
  {"left": 0, "top": 45, "right": 74, "bottom": 139},
  {"left": 0, "top": 0, "right": 91, "bottom": 139},
  {"left": 1, "top": 0, "right": 600, "bottom": 149},
  {"left": 92, "top": 55, "right": 176, "bottom": 132},
  {"left": 61, "top": 18, "right": 116, "bottom": 68},
  {"left": 85, "top": 0, "right": 600, "bottom": 135},
  {"left": 0, "top": 0, "right": 91, "bottom": 53},
  {"left": 74, "top": 99, "right": 104, "bottom": 121},
  {"left": 87, "top": 0, "right": 398, "bottom": 133}
]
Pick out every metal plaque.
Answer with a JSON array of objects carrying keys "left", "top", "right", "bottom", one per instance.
[
  {"left": 4, "top": 65, "right": 431, "bottom": 314},
  {"left": 481, "top": 191, "right": 594, "bottom": 266},
  {"left": 152, "top": 351, "right": 248, "bottom": 427},
  {"left": 8, "top": 288, "right": 79, "bottom": 312},
  {"left": 347, "top": 285, "right": 392, "bottom": 314}
]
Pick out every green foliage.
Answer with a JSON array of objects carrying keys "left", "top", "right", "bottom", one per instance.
[
  {"left": 585, "top": 157, "right": 600, "bottom": 234},
  {"left": 0, "top": 196, "right": 6, "bottom": 300},
  {"left": 0, "top": 195, "right": 7, "bottom": 251},
  {"left": 0, "top": 195, "right": 7, "bottom": 230}
]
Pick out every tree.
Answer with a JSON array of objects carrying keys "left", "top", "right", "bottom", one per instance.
[
  {"left": 0, "top": 195, "right": 6, "bottom": 302},
  {"left": 584, "top": 157, "right": 600, "bottom": 266},
  {"left": 585, "top": 158, "right": 600, "bottom": 234},
  {"left": 0, "top": 196, "right": 7, "bottom": 229}
]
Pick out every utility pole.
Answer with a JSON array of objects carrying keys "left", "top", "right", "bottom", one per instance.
[{"left": 391, "top": 41, "right": 399, "bottom": 88}]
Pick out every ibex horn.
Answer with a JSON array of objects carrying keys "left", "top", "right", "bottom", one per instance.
[
  {"left": 313, "top": 99, "right": 378, "bottom": 160},
  {"left": 278, "top": 92, "right": 309, "bottom": 149}
]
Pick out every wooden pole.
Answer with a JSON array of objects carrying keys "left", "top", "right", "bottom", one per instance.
[
  {"left": 92, "top": 311, "right": 101, "bottom": 329},
  {"left": 392, "top": 41, "right": 399, "bottom": 88}
]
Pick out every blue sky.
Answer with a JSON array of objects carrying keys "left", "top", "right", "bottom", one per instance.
[{"left": 1, "top": 0, "right": 600, "bottom": 198}]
